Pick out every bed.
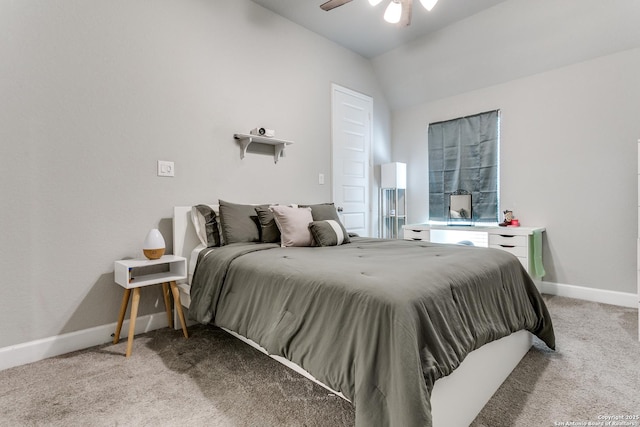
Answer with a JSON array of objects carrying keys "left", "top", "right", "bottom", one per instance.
[{"left": 172, "top": 204, "right": 555, "bottom": 427}]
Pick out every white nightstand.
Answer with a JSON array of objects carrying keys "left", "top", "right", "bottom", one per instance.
[{"left": 113, "top": 255, "right": 189, "bottom": 357}]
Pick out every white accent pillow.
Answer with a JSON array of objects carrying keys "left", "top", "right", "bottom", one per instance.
[
  {"left": 191, "top": 205, "right": 221, "bottom": 247},
  {"left": 269, "top": 205, "right": 314, "bottom": 247}
]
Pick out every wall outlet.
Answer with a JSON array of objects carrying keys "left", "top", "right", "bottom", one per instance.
[
  {"left": 157, "top": 160, "right": 174, "bottom": 177},
  {"left": 318, "top": 173, "right": 325, "bottom": 185}
]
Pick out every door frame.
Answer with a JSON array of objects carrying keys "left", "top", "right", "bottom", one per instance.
[{"left": 330, "top": 83, "right": 374, "bottom": 236}]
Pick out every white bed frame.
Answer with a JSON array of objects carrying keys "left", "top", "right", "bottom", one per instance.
[{"left": 173, "top": 206, "right": 532, "bottom": 426}]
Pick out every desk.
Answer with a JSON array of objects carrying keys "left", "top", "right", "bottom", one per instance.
[{"left": 403, "top": 224, "right": 546, "bottom": 279}]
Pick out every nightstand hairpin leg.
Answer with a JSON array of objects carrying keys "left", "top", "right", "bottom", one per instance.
[
  {"left": 113, "top": 288, "right": 131, "bottom": 345},
  {"left": 125, "top": 288, "right": 141, "bottom": 357},
  {"left": 169, "top": 281, "right": 189, "bottom": 339},
  {"left": 161, "top": 283, "right": 173, "bottom": 329}
]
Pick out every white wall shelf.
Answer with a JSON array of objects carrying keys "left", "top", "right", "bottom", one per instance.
[{"left": 234, "top": 133, "right": 294, "bottom": 163}]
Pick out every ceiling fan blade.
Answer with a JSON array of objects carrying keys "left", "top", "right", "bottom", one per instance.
[
  {"left": 399, "top": 0, "right": 412, "bottom": 26},
  {"left": 320, "top": 0, "right": 353, "bottom": 11}
]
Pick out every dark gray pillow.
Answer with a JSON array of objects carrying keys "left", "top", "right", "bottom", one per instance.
[
  {"left": 300, "top": 203, "right": 350, "bottom": 244},
  {"left": 254, "top": 205, "right": 280, "bottom": 243},
  {"left": 218, "top": 200, "right": 265, "bottom": 244},
  {"left": 191, "top": 205, "right": 221, "bottom": 247},
  {"left": 300, "top": 203, "right": 338, "bottom": 221},
  {"left": 309, "top": 220, "right": 350, "bottom": 247}
]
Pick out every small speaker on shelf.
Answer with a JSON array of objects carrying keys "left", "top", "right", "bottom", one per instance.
[{"left": 250, "top": 127, "right": 275, "bottom": 137}]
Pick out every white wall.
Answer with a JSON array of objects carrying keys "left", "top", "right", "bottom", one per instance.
[
  {"left": 4, "top": 0, "right": 637, "bottom": 355},
  {"left": 0, "top": 1, "right": 391, "bottom": 348},
  {"left": 392, "top": 48, "right": 640, "bottom": 293},
  {"left": 373, "top": 0, "right": 640, "bottom": 110}
]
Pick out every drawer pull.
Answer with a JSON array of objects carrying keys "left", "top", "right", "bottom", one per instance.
[
  {"left": 411, "top": 230, "right": 423, "bottom": 233},
  {"left": 499, "top": 244, "right": 515, "bottom": 248},
  {"left": 412, "top": 238, "right": 422, "bottom": 241},
  {"left": 499, "top": 234, "right": 516, "bottom": 238}
]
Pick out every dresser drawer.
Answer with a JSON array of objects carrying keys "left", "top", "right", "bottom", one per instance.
[
  {"left": 403, "top": 228, "right": 429, "bottom": 241},
  {"left": 489, "top": 233, "right": 527, "bottom": 247},
  {"left": 490, "top": 244, "right": 528, "bottom": 258}
]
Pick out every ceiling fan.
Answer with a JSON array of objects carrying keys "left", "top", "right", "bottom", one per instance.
[{"left": 320, "top": 0, "right": 438, "bottom": 27}]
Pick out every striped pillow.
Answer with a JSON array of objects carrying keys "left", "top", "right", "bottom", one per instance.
[{"left": 309, "top": 220, "right": 349, "bottom": 247}]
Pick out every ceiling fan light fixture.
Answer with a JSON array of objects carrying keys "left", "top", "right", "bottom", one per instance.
[
  {"left": 368, "top": 0, "right": 383, "bottom": 6},
  {"left": 384, "top": 0, "right": 402, "bottom": 23},
  {"left": 419, "top": 0, "right": 438, "bottom": 11}
]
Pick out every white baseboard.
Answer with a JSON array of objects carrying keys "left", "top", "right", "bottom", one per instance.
[
  {"left": 540, "top": 281, "right": 637, "bottom": 308},
  {"left": 0, "top": 312, "right": 169, "bottom": 372},
  {"left": 1, "top": 282, "right": 636, "bottom": 373}
]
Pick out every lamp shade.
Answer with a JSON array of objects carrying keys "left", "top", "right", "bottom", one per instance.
[
  {"left": 143, "top": 228, "right": 165, "bottom": 260},
  {"left": 381, "top": 162, "right": 406, "bottom": 189},
  {"left": 383, "top": 0, "right": 402, "bottom": 23}
]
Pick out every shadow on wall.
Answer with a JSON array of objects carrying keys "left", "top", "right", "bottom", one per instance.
[
  {"left": 541, "top": 232, "right": 559, "bottom": 284},
  {"left": 159, "top": 217, "right": 174, "bottom": 256},
  {"left": 60, "top": 272, "right": 165, "bottom": 339},
  {"left": 59, "top": 216, "right": 175, "bottom": 340}
]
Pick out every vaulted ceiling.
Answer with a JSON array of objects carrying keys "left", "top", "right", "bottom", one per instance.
[
  {"left": 250, "top": 0, "right": 507, "bottom": 58},
  {"left": 251, "top": 0, "right": 640, "bottom": 110}
]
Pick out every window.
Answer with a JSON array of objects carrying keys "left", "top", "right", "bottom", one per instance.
[{"left": 428, "top": 110, "right": 500, "bottom": 223}]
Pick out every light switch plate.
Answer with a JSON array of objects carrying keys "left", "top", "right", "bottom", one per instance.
[{"left": 157, "top": 160, "right": 174, "bottom": 177}]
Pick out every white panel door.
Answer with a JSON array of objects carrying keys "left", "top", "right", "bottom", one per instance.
[{"left": 331, "top": 84, "right": 372, "bottom": 237}]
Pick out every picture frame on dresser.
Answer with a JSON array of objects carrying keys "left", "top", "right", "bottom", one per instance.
[{"left": 447, "top": 190, "right": 472, "bottom": 226}]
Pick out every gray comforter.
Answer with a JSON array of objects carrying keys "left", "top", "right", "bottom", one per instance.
[{"left": 189, "top": 237, "right": 555, "bottom": 427}]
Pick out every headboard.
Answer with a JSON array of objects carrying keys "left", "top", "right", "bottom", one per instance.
[
  {"left": 173, "top": 205, "right": 218, "bottom": 283},
  {"left": 173, "top": 206, "right": 197, "bottom": 261}
]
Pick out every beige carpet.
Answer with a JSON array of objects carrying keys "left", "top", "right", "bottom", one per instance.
[
  {"left": 472, "top": 295, "right": 640, "bottom": 426},
  {"left": 0, "top": 295, "right": 638, "bottom": 426}
]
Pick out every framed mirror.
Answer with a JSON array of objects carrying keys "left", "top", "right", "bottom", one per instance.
[{"left": 448, "top": 190, "right": 472, "bottom": 225}]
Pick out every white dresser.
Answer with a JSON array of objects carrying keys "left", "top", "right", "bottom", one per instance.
[{"left": 403, "top": 224, "right": 546, "bottom": 279}]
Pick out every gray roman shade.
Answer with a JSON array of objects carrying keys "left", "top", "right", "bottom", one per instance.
[{"left": 428, "top": 110, "right": 500, "bottom": 222}]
